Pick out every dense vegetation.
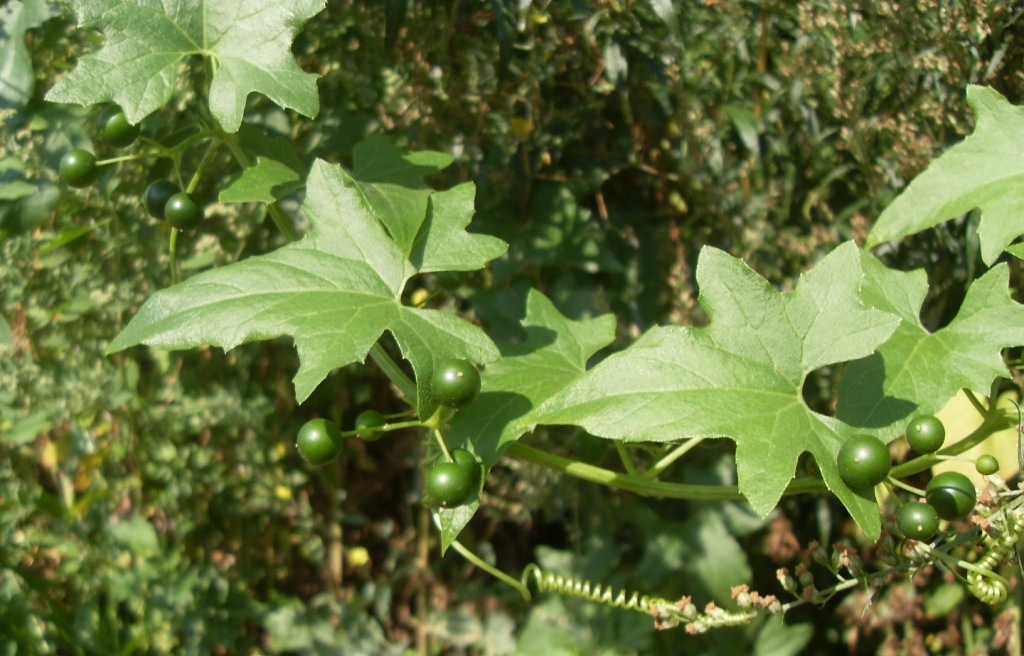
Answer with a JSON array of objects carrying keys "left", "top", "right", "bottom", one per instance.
[{"left": 2, "top": 1, "right": 1024, "bottom": 654}]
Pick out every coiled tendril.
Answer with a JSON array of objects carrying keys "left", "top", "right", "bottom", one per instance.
[
  {"left": 966, "top": 510, "right": 1024, "bottom": 604},
  {"left": 520, "top": 564, "right": 762, "bottom": 631},
  {"left": 521, "top": 563, "right": 666, "bottom": 614}
]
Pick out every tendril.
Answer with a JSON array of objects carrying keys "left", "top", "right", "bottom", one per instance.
[
  {"left": 522, "top": 564, "right": 664, "bottom": 614},
  {"left": 965, "top": 510, "right": 1024, "bottom": 604},
  {"left": 519, "top": 564, "right": 765, "bottom": 632}
]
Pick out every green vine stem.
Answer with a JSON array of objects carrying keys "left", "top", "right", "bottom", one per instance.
[
  {"left": 454, "top": 540, "right": 764, "bottom": 632},
  {"left": 615, "top": 442, "right": 639, "bottom": 476},
  {"left": 507, "top": 404, "right": 1012, "bottom": 502},
  {"left": 506, "top": 442, "right": 748, "bottom": 501},
  {"left": 963, "top": 388, "right": 989, "bottom": 416},
  {"left": 644, "top": 438, "right": 706, "bottom": 479},
  {"left": 449, "top": 539, "right": 532, "bottom": 599},
  {"left": 185, "top": 139, "right": 221, "bottom": 194},
  {"left": 143, "top": 130, "right": 220, "bottom": 160},
  {"left": 916, "top": 539, "right": 1013, "bottom": 585},
  {"left": 368, "top": 343, "right": 417, "bottom": 400},
  {"left": 168, "top": 229, "right": 179, "bottom": 285},
  {"left": 340, "top": 417, "right": 425, "bottom": 438},
  {"left": 887, "top": 477, "right": 925, "bottom": 497},
  {"left": 431, "top": 427, "right": 452, "bottom": 461},
  {"left": 95, "top": 153, "right": 157, "bottom": 166}
]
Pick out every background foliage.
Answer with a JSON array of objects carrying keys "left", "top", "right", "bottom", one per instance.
[{"left": 2, "top": 0, "right": 1023, "bottom": 653}]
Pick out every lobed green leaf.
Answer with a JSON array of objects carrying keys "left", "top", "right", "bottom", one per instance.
[
  {"left": 108, "top": 146, "right": 506, "bottom": 412},
  {"left": 46, "top": 0, "right": 325, "bottom": 131},
  {"left": 867, "top": 86, "right": 1024, "bottom": 264},
  {"left": 838, "top": 252, "right": 1024, "bottom": 433},
  {"left": 531, "top": 242, "right": 900, "bottom": 537}
]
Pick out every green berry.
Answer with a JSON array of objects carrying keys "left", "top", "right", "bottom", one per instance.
[
  {"left": 144, "top": 180, "right": 179, "bottom": 220},
  {"left": 424, "top": 461, "right": 474, "bottom": 508},
  {"left": 925, "top": 471, "right": 976, "bottom": 520},
  {"left": 96, "top": 105, "right": 140, "bottom": 148},
  {"left": 164, "top": 192, "right": 203, "bottom": 229},
  {"left": 430, "top": 359, "right": 481, "bottom": 408},
  {"left": 905, "top": 414, "right": 945, "bottom": 454},
  {"left": 59, "top": 149, "right": 98, "bottom": 188},
  {"left": 896, "top": 502, "right": 940, "bottom": 541},
  {"left": 354, "top": 410, "right": 386, "bottom": 440},
  {"left": 296, "top": 418, "right": 344, "bottom": 465},
  {"left": 837, "top": 434, "right": 891, "bottom": 489},
  {"left": 975, "top": 454, "right": 1000, "bottom": 476}
]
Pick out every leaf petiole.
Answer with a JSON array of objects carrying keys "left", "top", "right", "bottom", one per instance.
[
  {"left": 887, "top": 477, "right": 925, "bottom": 497},
  {"left": 168, "top": 229, "right": 179, "bottom": 284},
  {"left": 431, "top": 428, "right": 452, "bottom": 461},
  {"left": 506, "top": 441, "right": 746, "bottom": 501},
  {"left": 186, "top": 140, "right": 222, "bottom": 194},
  {"left": 448, "top": 538, "right": 532, "bottom": 600},
  {"left": 963, "top": 389, "right": 989, "bottom": 418},
  {"left": 95, "top": 153, "right": 161, "bottom": 166},
  {"left": 614, "top": 442, "right": 639, "bottom": 476},
  {"left": 644, "top": 438, "right": 706, "bottom": 479},
  {"left": 369, "top": 343, "right": 417, "bottom": 400}
]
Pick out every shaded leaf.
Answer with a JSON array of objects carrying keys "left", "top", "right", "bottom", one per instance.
[
  {"left": 220, "top": 124, "right": 305, "bottom": 203},
  {"left": 350, "top": 134, "right": 454, "bottom": 257},
  {"left": 450, "top": 290, "right": 616, "bottom": 467},
  {"left": 105, "top": 514, "right": 159, "bottom": 557},
  {"left": 723, "top": 104, "right": 760, "bottom": 156},
  {"left": 0, "top": 0, "right": 56, "bottom": 110},
  {"left": 2, "top": 409, "right": 51, "bottom": 446},
  {"left": 0, "top": 180, "right": 36, "bottom": 201}
]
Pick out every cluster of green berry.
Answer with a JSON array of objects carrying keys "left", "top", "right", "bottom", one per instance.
[
  {"left": 295, "top": 358, "right": 483, "bottom": 508},
  {"left": 58, "top": 105, "right": 203, "bottom": 229},
  {"left": 836, "top": 414, "right": 995, "bottom": 541}
]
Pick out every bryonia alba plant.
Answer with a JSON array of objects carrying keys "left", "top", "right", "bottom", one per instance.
[{"left": 46, "top": 0, "right": 1024, "bottom": 636}]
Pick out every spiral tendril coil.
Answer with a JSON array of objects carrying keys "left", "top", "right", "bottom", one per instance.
[
  {"left": 521, "top": 564, "right": 666, "bottom": 614},
  {"left": 966, "top": 510, "right": 1024, "bottom": 604}
]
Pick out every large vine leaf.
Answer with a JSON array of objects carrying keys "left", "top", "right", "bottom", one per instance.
[
  {"left": 436, "top": 289, "right": 616, "bottom": 552},
  {"left": 46, "top": 0, "right": 324, "bottom": 131},
  {"left": 531, "top": 242, "right": 901, "bottom": 538},
  {"left": 108, "top": 151, "right": 507, "bottom": 413},
  {"left": 867, "top": 86, "right": 1024, "bottom": 265},
  {"left": 837, "top": 252, "right": 1024, "bottom": 433}
]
